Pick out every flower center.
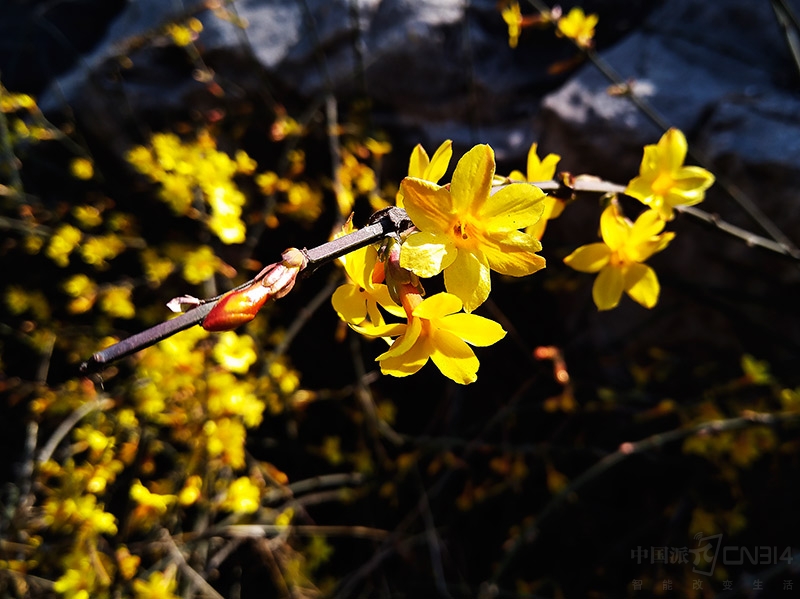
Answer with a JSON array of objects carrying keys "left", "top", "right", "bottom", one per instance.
[
  {"left": 652, "top": 172, "right": 674, "bottom": 196},
  {"left": 609, "top": 249, "right": 631, "bottom": 267},
  {"left": 453, "top": 220, "right": 469, "bottom": 240}
]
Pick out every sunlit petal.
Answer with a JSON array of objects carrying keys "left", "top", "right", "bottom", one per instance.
[
  {"left": 437, "top": 313, "right": 506, "bottom": 346},
  {"left": 481, "top": 229, "right": 545, "bottom": 277},
  {"left": 624, "top": 263, "right": 660, "bottom": 308},
  {"left": 478, "top": 182, "right": 546, "bottom": 231},
  {"left": 563, "top": 243, "right": 611, "bottom": 273},
  {"left": 599, "top": 204, "right": 629, "bottom": 250},
  {"left": 400, "top": 231, "right": 457, "bottom": 278},
  {"left": 592, "top": 264, "right": 624, "bottom": 311},
  {"left": 408, "top": 144, "right": 430, "bottom": 179},
  {"left": 450, "top": 144, "right": 495, "bottom": 214},
  {"left": 430, "top": 330, "right": 480, "bottom": 385},
  {"left": 413, "top": 292, "right": 462, "bottom": 320},
  {"left": 400, "top": 178, "right": 454, "bottom": 233},
  {"left": 443, "top": 249, "right": 491, "bottom": 313},
  {"left": 424, "top": 140, "right": 453, "bottom": 183},
  {"left": 658, "top": 128, "right": 687, "bottom": 173}
]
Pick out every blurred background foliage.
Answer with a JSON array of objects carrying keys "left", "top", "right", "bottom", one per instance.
[{"left": 1, "top": 1, "right": 799, "bottom": 598}]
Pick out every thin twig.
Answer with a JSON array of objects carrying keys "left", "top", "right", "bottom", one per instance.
[
  {"left": 486, "top": 410, "right": 800, "bottom": 586},
  {"left": 37, "top": 397, "right": 114, "bottom": 464},
  {"left": 160, "top": 528, "right": 225, "bottom": 599},
  {"left": 497, "top": 177, "right": 800, "bottom": 261},
  {"left": 524, "top": 0, "right": 800, "bottom": 261}
]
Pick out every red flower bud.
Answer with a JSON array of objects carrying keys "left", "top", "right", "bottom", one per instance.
[{"left": 202, "top": 248, "right": 307, "bottom": 332}]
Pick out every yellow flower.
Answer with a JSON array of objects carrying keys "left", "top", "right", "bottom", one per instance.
[
  {"left": 508, "top": 143, "right": 562, "bottom": 240},
  {"left": 212, "top": 331, "right": 258, "bottom": 373},
  {"left": 182, "top": 245, "right": 218, "bottom": 284},
  {"left": 178, "top": 475, "right": 203, "bottom": 506},
  {"left": 220, "top": 476, "right": 261, "bottom": 514},
  {"left": 400, "top": 144, "right": 546, "bottom": 312},
  {"left": 129, "top": 481, "right": 177, "bottom": 529},
  {"left": 557, "top": 7, "right": 598, "bottom": 49},
  {"left": 72, "top": 205, "right": 103, "bottom": 228},
  {"left": 46, "top": 224, "right": 82, "bottom": 267},
  {"left": 563, "top": 204, "right": 675, "bottom": 310},
  {"left": 353, "top": 291, "right": 506, "bottom": 384},
  {"left": 501, "top": 1, "right": 523, "bottom": 48},
  {"left": 204, "top": 418, "right": 246, "bottom": 468},
  {"left": 331, "top": 242, "right": 404, "bottom": 328},
  {"left": 625, "top": 128, "right": 715, "bottom": 220},
  {"left": 99, "top": 285, "right": 135, "bottom": 319},
  {"left": 208, "top": 210, "right": 246, "bottom": 244},
  {"left": 396, "top": 140, "right": 452, "bottom": 208},
  {"left": 69, "top": 157, "right": 94, "bottom": 180},
  {"left": 80, "top": 234, "right": 126, "bottom": 267},
  {"left": 132, "top": 565, "right": 180, "bottom": 599}
]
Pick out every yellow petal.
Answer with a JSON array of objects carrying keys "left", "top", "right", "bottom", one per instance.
[
  {"left": 624, "top": 173, "right": 657, "bottom": 203},
  {"left": 592, "top": 265, "right": 624, "bottom": 310},
  {"left": 378, "top": 345, "right": 429, "bottom": 377},
  {"left": 629, "top": 209, "right": 666, "bottom": 246},
  {"left": 629, "top": 231, "right": 675, "bottom": 263},
  {"left": 525, "top": 217, "right": 547, "bottom": 241},
  {"left": 408, "top": 144, "right": 430, "bottom": 179},
  {"left": 332, "top": 285, "right": 367, "bottom": 323},
  {"left": 438, "top": 313, "right": 506, "bottom": 346},
  {"left": 413, "top": 292, "right": 462, "bottom": 320},
  {"left": 543, "top": 196, "right": 565, "bottom": 220},
  {"left": 377, "top": 314, "right": 423, "bottom": 359},
  {"left": 599, "top": 204, "right": 630, "bottom": 250},
  {"left": 637, "top": 144, "right": 661, "bottom": 178},
  {"left": 351, "top": 321, "right": 407, "bottom": 339},
  {"left": 624, "top": 263, "right": 660, "bottom": 308},
  {"left": 658, "top": 128, "right": 688, "bottom": 173},
  {"left": 371, "top": 286, "right": 406, "bottom": 318},
  {"left": 508, "top": 169, "right": 526, "bottom": 181},
  {"left": 478, "top": 182, "right": 546, "bottom": 231},
  {"left": 429, "top": 329, "right": 480, "bottom": 384},
  {"left": 563, "top": 243, "right": 611, "bottom": 273},
  {"left": 443, "top": 249, "right": 491, "bottom": 313},
  {"left": 481, "top": 229, "right": 546, "bottom": 277},
  {"left": 529, "top": 152, "right": 560, "bottom": 182},
  {"left": 450, "top": 144, "right": 494, "bottom": 215},
  {"left": 400, "top": 231, "right": 457, "bottom": 278},
  {"left": 424, "top": 140, "right": 453, "bottom": 183},
  {"left": 400, "top": 178, "right": 454, "bottom": 233}
]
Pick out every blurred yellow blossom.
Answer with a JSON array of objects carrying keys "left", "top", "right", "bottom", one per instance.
[
  {"left": 69, "top": 157, "right": 94, "bottom": 180},
  {"left": 625, "top": 128, "right": 715, "bottom": 220},
  {"left": 72, "top": 205, "right": 103, "bottom": 228},
  {"left": 80, "top": 234, "right": 126, "bottom": 268},
  {"left": 557, "top": 7, "right": 598, "bottom": 49},
  {"left": 182, "top": 245, "right": 218, "bottom": 284},
  {"left": 129, "top": 480, "right": 177, "bottom": 529},
  {"left": 563, "top": 203, "right": 674, "bottom": 310},
  {"left": 207, "top": 372, "right": 265, "bottom": 426},
  {"left": 141, "top": 249, "right": 175, "bottom": 285},
  {"left": 178, "top": 475, "right": 203, "bottom": 506},
  {"left": 507, "top": 142, "right": 562, "bottom": 240},
  {"left": 502, "top": 1, "right": 523, "bottom": 48},
  {"left": 220, "top": 476, "right": 261, "bottom": 514},
  {"left": 132, "top": 564, "right": 180, "bottom": 599},
  {"left": 212, "top": 331, "right": 258, "bottom": 373},
  {"left": 99, "top": 285, "right": 135, "bottom": 319},
  {"left": 46, "top": 224, "right": 82, "bottom": 267},
  {"left": 204, "top": 418, "right": 246, "bottom": 468}
]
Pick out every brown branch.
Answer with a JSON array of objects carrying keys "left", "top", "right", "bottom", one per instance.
[{"left": 485, "top": 410, "right": 800, "bottom": 587}]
